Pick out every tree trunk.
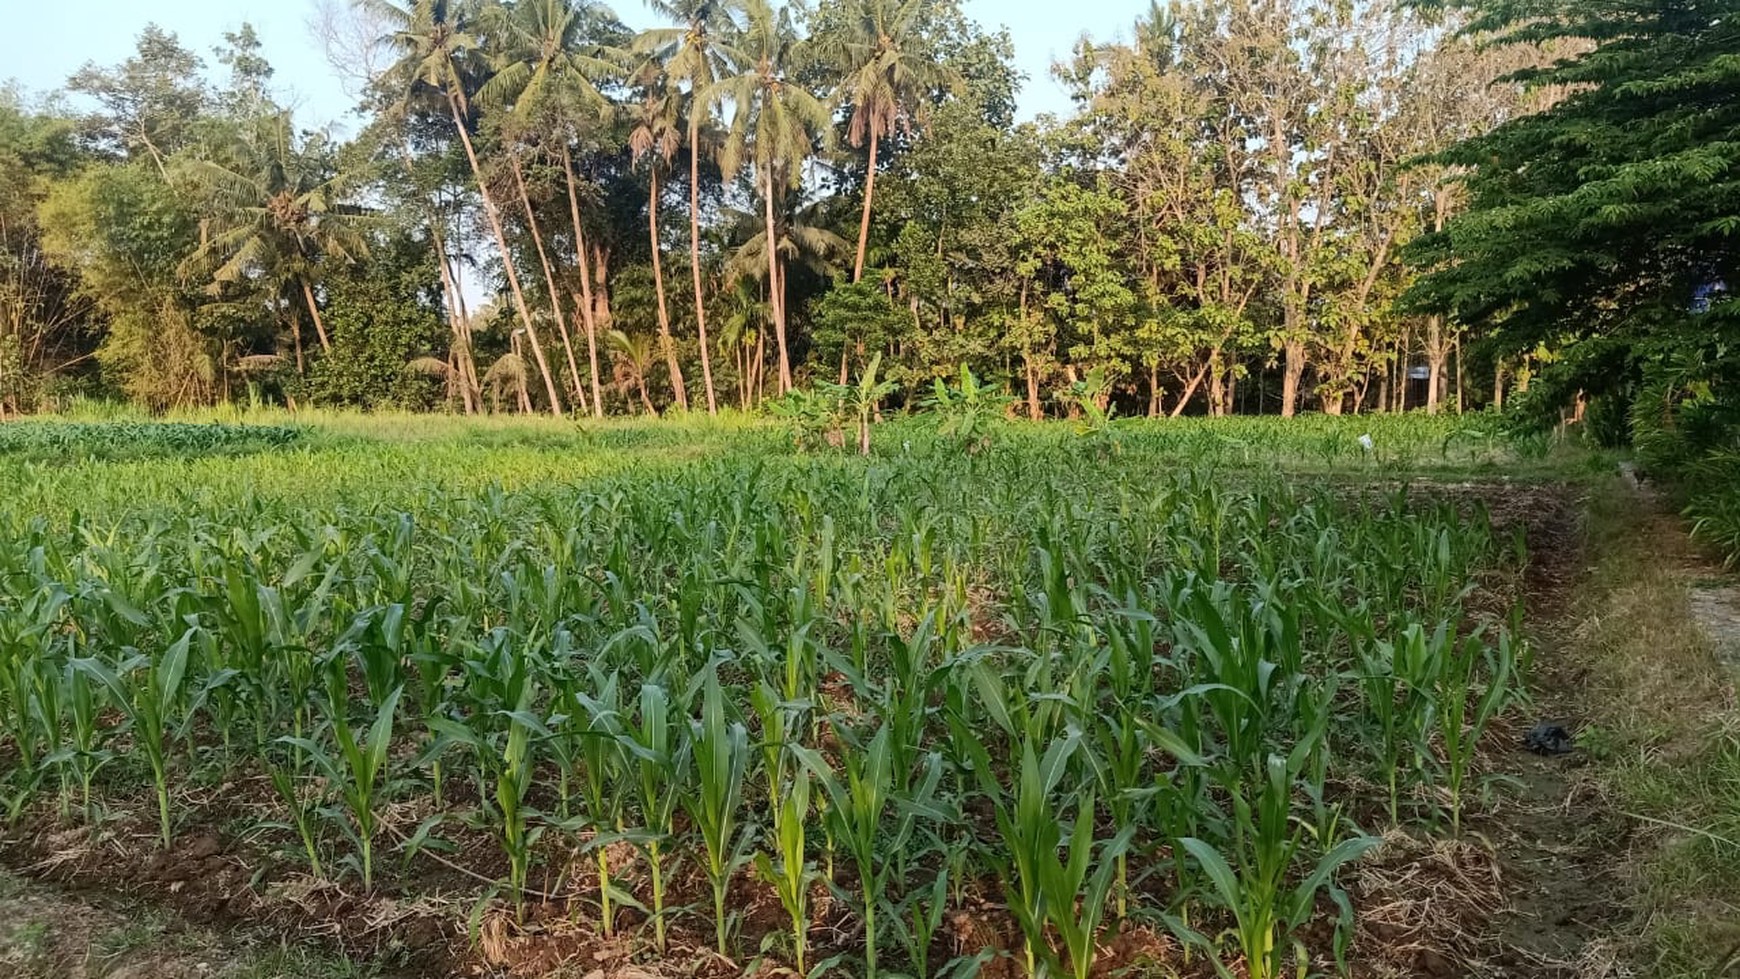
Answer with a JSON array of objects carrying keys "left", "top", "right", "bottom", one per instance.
[
  {"left": 299, "top": 279, "right": 332, "bottom": 353},
  {"left": 1148, "top": 363, "right": 1162, "bottom": 418},
  {"left": 1454, "top": 332, "right": 1465, "bottom": 414},
  {"left": 511, "top": 334, "right": 534, "bottom": 415},
  {"left": 1280, "top": 340, "right": 1306, "bottom": 418},
  {"left": 447, "top": 93, "right": 562, "bottom": 415},
  {"left": 1395, "top": 333, "right": 1409, "bottom": 413},
  {"left": 1425, "top": 314, "right": 1448, "bottom": 415},
  {"left": 510, "top": 154, "right": 588, "bottom": 411},
  {"left": 648, "top": 167, "right": 688, "bottom": 411},
  {"left": 593, "top": 245, "right": 613, "bottom": 402},
  {"left": 1170, "top": 365, "right": 1208, "bottom": 419},
  {"left": 1018, "top": 281, "right": 1040, "bottom": 420},
  {"left": 853, "top": 127, "right": 879, "bottom": 284},
  {"left": 738, "top": 340, "right": 749, "bottom": 410},
  {"left": 397, "top": 133, "right": 476, "bottom": 413},
  {"left": 1024, "top": 352, "right": 1041, "bottom": 421},
  {"left": 560, "top": 146, "right": 606, "bottom": 417},
  {"left": 763, "top": 168, "right": 792, "bottom": 394},
  {"left": 688, "top": 115, "right": 718, "bottom": 415},
  {"left": 289, "top": 313, "right": 305, "bottom": 375},
  {"left": 753, "top": 321, "right": 767, "bottom": 405},
  {"left": 430, "top": 223, "right": 476, "bottom": 414}
]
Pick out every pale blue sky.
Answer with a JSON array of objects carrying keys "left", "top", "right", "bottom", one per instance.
[{"left": 8, "top": 1, "right": 1143, "bottom": 131}]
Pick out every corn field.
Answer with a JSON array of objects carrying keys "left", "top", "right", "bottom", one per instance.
[{"left": 0, "top": 416, "right": 1530, "bottom": 978}]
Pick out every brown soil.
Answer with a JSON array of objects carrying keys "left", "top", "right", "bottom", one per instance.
[{"left": 0, "top": 866, "right": 354, "bottom": 978}]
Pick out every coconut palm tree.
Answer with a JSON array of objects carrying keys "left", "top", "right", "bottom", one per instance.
[
  {"left": 608, "top": 327, "right": 659, "bottom": 414},
  {"left": 707, "top": 0, "right": 832, "bottom": 394},
  {"left": 178, "top": 112, "right": 370, "bottom": 374},
  {"left": 478, "top": 0, "right": 627, "bottom": 416},
  {"left": 628, "top": 65, "right": 690, "bottom": 411},
  {"left": 815, "top": 0, "right": 958, "bottom": 283},
  {"left": 360, "top": 0, "right": 566, "bottom": 414},
  {"left": 638, "top": 0, "right": 740, "bottom": 415},
  {"left": 722, "top": 197, "right": 849, "bottom": 301}
]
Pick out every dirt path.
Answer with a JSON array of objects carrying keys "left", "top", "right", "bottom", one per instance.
[
  {"left": 0, "top": 869, "right": 361, "bottom": 979},
  {"left": 1498, "top": 469, "right": 1740, "bottom": 979},
  {"left": 1485, "top": 485, "right": 1619, "bottom": 979}
]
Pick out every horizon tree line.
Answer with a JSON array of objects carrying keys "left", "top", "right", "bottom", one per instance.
[{"left": 0, "top": 0, "right": 1561, "bottom": 419}]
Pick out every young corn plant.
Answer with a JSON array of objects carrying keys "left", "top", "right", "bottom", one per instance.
[
  {"left": 0, "top": 583, "right": 72, "bottom": 784},
  {"left": 430, "top": 678, "right": 551, "bottom": 914},
  {"left": 1042, "top": 794, "right": 1135, "bottom": 979},
  {"left": 495, "top": 692, "right": 549, "bottom": 916},
  {"left": 1437, "top": 627, "right": 1518, "bottom": 834},
  {"left": 756, "top": 764, "right": 815, "bottom": 975},
  {"left": 61, "top": 658, "right": 111, "bottom": 822},
  {"left": 283, "top": 672, "right": 402, "bottom": 890},
  {"left": 620, "top": 681, "right": 687, "bottom": 953},
  {"left": 799, "top": 723, "right": 945, "bottom": 979},
  {"left": 72, "top": 626, "right": 198, "bottom": 849},
  {"left": 569, "top": 667, "right": 630, "bottom": 937},
  {"left": 683, "top": 669, "right": 751, "bottom": 957},
  {"left": 264, "top": 739, "right": 325, "bottom": 878},
  {"left": 984, "top": 727, "right": 1077, "bottom": 978},
  {"left": 1181, "top": 754, "right": 1379, "bottom": 979}
]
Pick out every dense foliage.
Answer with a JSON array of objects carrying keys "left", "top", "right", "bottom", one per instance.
[
  {"left": 1, "top": 0, "right": 1560, "bottom": 421},
  {"left": 1409, "top": 0, "right": 1740, "bottom": 560}
]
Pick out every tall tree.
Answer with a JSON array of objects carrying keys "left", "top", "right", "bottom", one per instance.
[
  {"left": 813, "top": 0, "right": 958, "bottom": 283},
  {"left": 639, "top": 0, "right": 741, "bottom": 414},
  {"left": 1408, "top": 0, "right": 1740, "bottom": 425},
  {"left": 629, "top": 66, "right": 690, "bottom": 410},
  {"left": 179, "top": 112, "right": 371, "bottom": 371},
  {"left": 363, "top": 0, "right": 567, "bottom": 415},
  {"left": 480, "top": 0, "right": 629, "bottom": 417},
  {"left": 710, "top": 0, "right": 833, "bottom": 393},
  {"left": 67, "top": 25, "right": 209, "bottom": 173}
]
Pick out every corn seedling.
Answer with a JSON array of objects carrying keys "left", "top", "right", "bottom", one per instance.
[
  {"left": 621, "top": 681, "right": 687, "bottom": 952},
  {"left": 1181, "top": 754, "right": 1379, "bottom": 979},
  {"left": 684, "top": 668, "right": 751, "bottom": 956},
  {"left": 757, "top": 765, "right": 815, "bottom": 975},
  {"left": 283, "top": 674, "right": 402, "bottom": 890},
  {"left": 72, "top": 626, "right": 197, "bottom": 849}
]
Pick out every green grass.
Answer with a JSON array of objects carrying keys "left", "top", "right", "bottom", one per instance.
[{"left": 1567, "top": 483, "right": 1740, "bottom": 979}]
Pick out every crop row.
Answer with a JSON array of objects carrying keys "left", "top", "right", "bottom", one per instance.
[{"left": 0, "top": 450, "right": 1524, "bottom": 977}]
